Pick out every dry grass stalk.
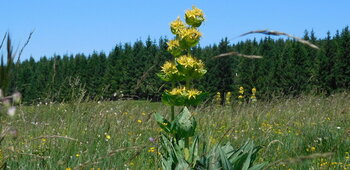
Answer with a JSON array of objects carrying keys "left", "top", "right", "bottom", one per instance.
[
  {"left": 239, "top": 29, "right": 320, "bottom": 49},
  {"left": 214, "top": 51, "right": 263, "bottom": 59},
  {"left": 32, "top": 135, "right": 78, "bottom": 141},
  {"left": 214, "top": 29, "right": 320, "bottom": 59}
]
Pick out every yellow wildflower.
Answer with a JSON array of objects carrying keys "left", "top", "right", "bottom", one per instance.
[
  {"left": 185, "top": 6, "right": 205, "bottom": 27},
  {"left": 168, "top": 86, "right": 186, "bottom": 95},
  {"left": 252, "top": 87, "right": 257, "bottom": 94},
  {"left": 239, "top": 86, "right": 244, "bottom": 94},
  {"left": 161, "top": 61, "right": 178, "bottom": 75},
  {"left": 170, "top": 17, "right": 185, "bottom": 35},
  {"left": 148, "top": 147, "right": 156, "bottom": 153},
  {"left": 76, "top": 153, "right": 80, "bottom": 157},
  {"left": 137, "top": 119, "right": 142, "bottom": 123},
  {"left": 179, "top": 27, "right": 202, "bottom": 47},
  {"left": 105, "top": 134, "right": 111, "bottom": 140},
  {"left": 167, "top": 39, "right": 182, "bottom": 56},
  {"left": 176, "top": 55, "right": 204, "bottom": 70},
  {"left": 187, "top": 89, "right": 201, "bottom": 99},
  {"left": 238, "top": 95, "right": 243, "bottom": 99}
]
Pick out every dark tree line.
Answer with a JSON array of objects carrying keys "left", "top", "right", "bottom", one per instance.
[{"left": 9, "top": 27, "right": 350, "bottom": 103}]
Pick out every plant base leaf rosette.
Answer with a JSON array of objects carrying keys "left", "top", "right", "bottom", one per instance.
[{"left": 162, "top": 91, "right": 208, "bottom": 106}]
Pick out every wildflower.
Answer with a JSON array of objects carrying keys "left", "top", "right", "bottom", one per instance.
[
  {"left": 105, "top": 134, "right": 111, "bottom": 140},
  {"left": 178, "top": 27, "right": 202, "bottom": 48},
  {"left": 225, "top": 92, "right": 232, "bottom": 105},
  {"left": 41, "top": 138, "right": 47, "bottom": 142},
  {"left": 176, "top": 55, "right": 206, "bottom": 77},
  {"left": 239, "top": 86, "right": 244, "bottom": 94},
  {"left": 65, "top": 168, "right": 71, "bottom": 170},
  {"left": 76, "top": 153, "right": 80, "bottom": 157},
  {"left": 187, "top": 89, "right": 201, "bottom": 99},
  {"left": 168, "top": 86, "right": 186, "bottom": 96},
  {"left": 149, "top": 137, "right": 155, "bottom": 143},
  {"left": 7, "top": 106, "right": 16, "bottom": 117},
  {"left": 170, "top": 17, "right": 185, "bottom": 35},
  {"left": 252, "top": 87, "right": 257, "bottom": 94},
  {"left": 215, "top": 92, "right": 221, "bottom": 105},
  {"left": 167, "top": 39, "right": 182, "bottom": 57},
  {"left": 137, "top": 119, "right": 142, "bottom": 123},
  {"left": 161, "top": 61, "right": 178, "bottom": 75},
  {"left": 148, "top": 147, "right": 156, "bottom": 152},
  {"left": 12, "top": 92, "right": 22, "bottom": 104},
  {"left": 238, "top": 95, "right": 243, "bottom": 99},
  {"left": 185, "top": 6, "right": 205, "bottom": 27},
  {"left": 141, "top": 112, "right": 146, "bottom": 116}
]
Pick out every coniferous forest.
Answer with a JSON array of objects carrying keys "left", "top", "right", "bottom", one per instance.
[{"left": 10, "top": 27, "right": 350, "bottom": 103}]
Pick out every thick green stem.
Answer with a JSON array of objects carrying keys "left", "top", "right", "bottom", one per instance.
[
  {"left": 186, "top": 79, "right": 191, "bottom": 89},
  {"left": 185, "top": 137, "right": 190, "bottom": 148},
  {"left": 171, "top": 81, "right": 175, "bottom": 121}
]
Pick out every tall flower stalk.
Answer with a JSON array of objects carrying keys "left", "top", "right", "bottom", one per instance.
[{"left": 154, "top": 7, "right": 266, "bottom": 169}]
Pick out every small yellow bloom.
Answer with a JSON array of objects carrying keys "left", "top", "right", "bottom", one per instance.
[
  {"left": 167, "top": 39, "right": 182, "bottom": 57},
  {"left": 238, "top": 95, "right": 243, "bottom": 99},
  {"left": 66, "top": 168, "right": 71, "bottom": 170},
  {"left": 105, "top": 134, "right": 111, "bottom": 140},
  {"left": 187, "top": 89, "right": 201, "bottom": 99},
  {"left": 252, "top": 87, "right": 257, "bottom": 94},
  {"left": 311, "top": 146, "right": 316, "bottom": 151},
  {"left": 137, "top": 119, "right": 142, "bottom": 123},
  {"left": 185, "top": 6, "right": 205, "bottom": 27},
  {"left": 170, "top": 17, "right": 186, "bottom": 35},
  {"left": 141, "top": 112, "right": 146, "bottom": 116},
  {"left": 76, "top": 153, "right": 80, "bottom": 157},
  {"left": 168, "top": 86, "right": 186, "bottom": 95},
  {"left": 162, "top": 122, "right": 168, "bottom": 126},
  {"left": 41, "top": 138, "right": 47, "bottom": 142},
  {"left": 178, "top": 28, "right": 202, "bottom": 47},
  {"left": 161, "top": 61, "right": 178, "bottom": 75},
  {"left": 148, "top": 147, "right": 156, "bottom": 152}
]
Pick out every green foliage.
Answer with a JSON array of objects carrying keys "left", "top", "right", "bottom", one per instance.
[{"left": 155, "top": 107, "right": 196, "bottom": 139}]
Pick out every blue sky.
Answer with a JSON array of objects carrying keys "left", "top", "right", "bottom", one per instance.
[{"left": 1, "top": 0, "right": 349, "bottom": 61}]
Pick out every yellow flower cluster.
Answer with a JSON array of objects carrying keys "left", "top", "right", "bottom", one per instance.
[
  {"left": 214, "top": 92, "right": 221, "bottom": 105},
  {"left": 168, "top": 87, "right": 202, "bottom": 99},
  {"left": 185, "top": 6, "right": 205, "bottom": 27},
  {"left": 170, "top": 17, "right": 186, "bottom": 35},
  {"left": 176, "top": 55, "right": 204, "bottom": 70},
  {"left": 168, "top": 6, "right": 205, "bottom": 50},
  {"left": 179, "top": 27, "right": 202, "bottom": 47},
  {"left": 161, "top": 61, "right": 178, "bottom": 75},
  {"left": 225, "top": 92, "right": 232, "bottom": 105},
  {"left": 148, "top": 147, "right": 156, "bottom": 153},
  {"left": 167, "top": 39, "right": 182, "bottom": 56},
  {"left": 251, "top": 87, "right": 257, "bottom": 102}
]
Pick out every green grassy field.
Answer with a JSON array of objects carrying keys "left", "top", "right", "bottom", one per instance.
[{"left": 1, "top": 93, "right": 350, "bottom": 169}]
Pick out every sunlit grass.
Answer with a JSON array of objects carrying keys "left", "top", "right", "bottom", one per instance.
[{"left": 1, "top": 93, "right": 349, "bottom": 169}]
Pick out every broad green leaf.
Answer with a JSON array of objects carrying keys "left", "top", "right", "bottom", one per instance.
[
  {"left": 154, "top": 113, "right": 172, "bottom": 133},
  {"left": 174, "top": 107, "right": 196, "bottom": 138}
]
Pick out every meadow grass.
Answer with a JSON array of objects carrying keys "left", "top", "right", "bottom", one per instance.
[{"left": 1, "top": 93, "right": 349, "bottom": 169}]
